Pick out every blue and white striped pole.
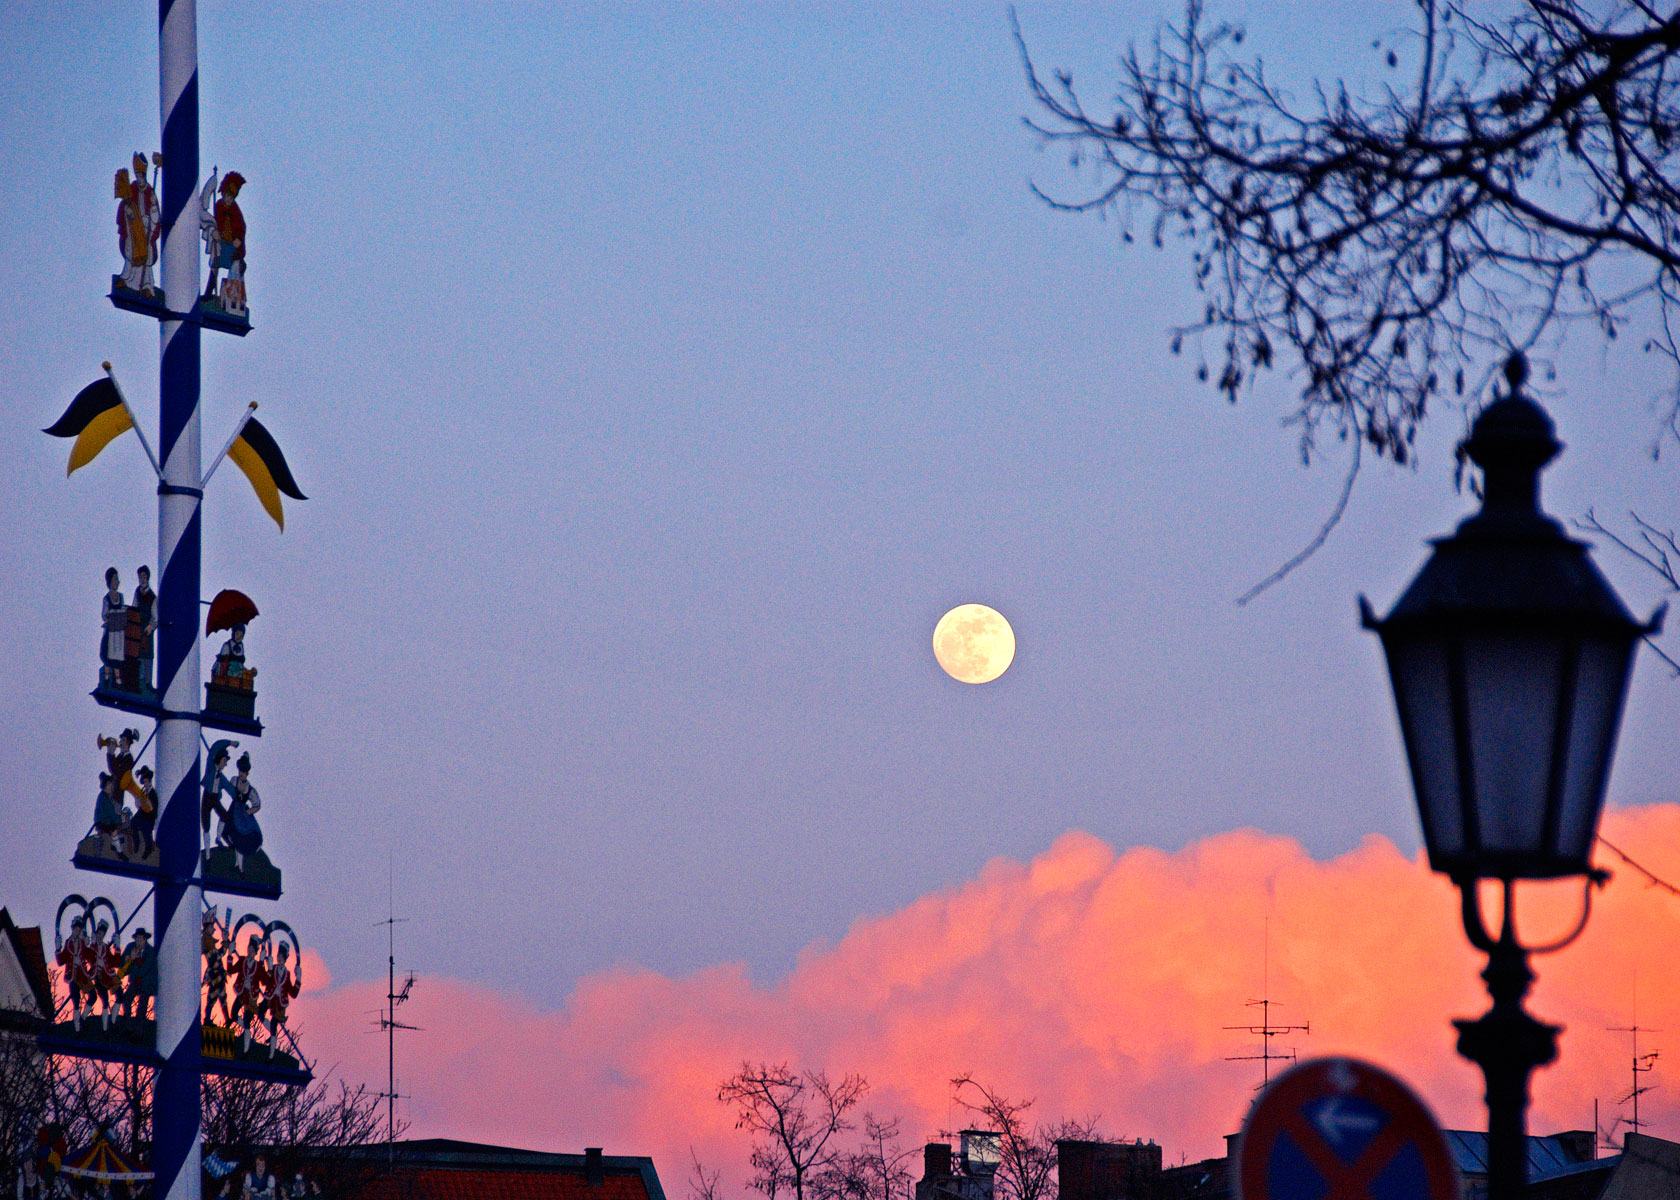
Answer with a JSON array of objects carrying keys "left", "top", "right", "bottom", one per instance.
[{"left": 153, "top": 2, "right": 203, "bottom": 1199}]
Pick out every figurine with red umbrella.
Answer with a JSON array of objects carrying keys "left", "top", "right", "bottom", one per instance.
[{"left": 205, "top": 589, "right": 259, "bottom": 721}]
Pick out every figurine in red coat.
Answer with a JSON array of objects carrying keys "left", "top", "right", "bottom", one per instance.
[{"left": 263, "top": 941, "right": 302, "bottom": 1058}]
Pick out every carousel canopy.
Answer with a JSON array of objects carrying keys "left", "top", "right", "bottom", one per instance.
[{"left": 63, "top": 1134, "right": 153, "bottom": 1182}]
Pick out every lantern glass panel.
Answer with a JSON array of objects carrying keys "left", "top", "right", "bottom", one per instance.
[
  {"left": 1386, "top": 635, "right": 1463, "bottom": 860},
  {"left": 1554, "top": 636, "right": 1635, "bottom": 864},
  {"left": 1461, "top": 632, "right": 1563, "bottom": 856}
]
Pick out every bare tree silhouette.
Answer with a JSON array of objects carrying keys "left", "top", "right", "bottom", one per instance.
[
  {"left": 718, "top": 1062, "right": 869, "bottom": 1200},
  {"left": 1019, "top": 1, "right": 1680, "bottom": 595}
]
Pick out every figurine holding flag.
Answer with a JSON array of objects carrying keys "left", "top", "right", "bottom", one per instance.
[{"left": 200, "top": 169, "right": 248, "bottom": 318}]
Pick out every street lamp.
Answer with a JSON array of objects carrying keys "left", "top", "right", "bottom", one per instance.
[{"left": 1361, "top": 356, "right": 1664, "bottom": 1200}]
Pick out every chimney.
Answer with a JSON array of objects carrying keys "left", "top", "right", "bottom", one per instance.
[
  {"left": 586, "top": 1148, "right": 604, "bottom": 1186},
  {"left": 1553, "top": 1131, "right": 1595, "bottom": 1163},
  {"left": 1056, "top": 1140, "right": 1096, "bottom": 1200},
  {"left": 923, "top": 1143, "right": 952, "bottom": 1182}
]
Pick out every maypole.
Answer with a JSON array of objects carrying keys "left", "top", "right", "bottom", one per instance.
[
  {"left": 153, "top": 3, "right": 205, "bottom": 1198},
  {"left": 38, "top": 4, "right": 314, "bottom": 1193}
]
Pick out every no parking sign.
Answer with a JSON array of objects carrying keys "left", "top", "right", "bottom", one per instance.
[{"left": 1235, "top": 1058, "right": 1459, "bottom": 1200}]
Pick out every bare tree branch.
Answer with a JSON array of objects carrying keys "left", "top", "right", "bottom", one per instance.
[
  {"left": 689, "top": 1149, "right": 726, "bottom": 1200},
  {"left": 1578, "top": 507, "right": 1680, "bottom": 588},
  {"left": 815, "top": 1116, "right": 915, "bottom": 1200},
  {"left": 1018, "top": 0, "right": 1680, "bottom": 586},
  {"left": 1576, "top": 506, "right": 1679, "bottom": 672},
  {"left": 1235, "top": 439, "right": 1360, "bottom": 604},
  {"left": 719, "top": 1063, "right": 869, "bottom": 1200},
  {"left": 948, "top": 1076, "right": 1100, "bottom": 1200}
]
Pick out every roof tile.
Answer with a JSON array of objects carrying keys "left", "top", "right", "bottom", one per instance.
[{"left": 362, "top": 1169, "right": 649, "bottom": 1200}]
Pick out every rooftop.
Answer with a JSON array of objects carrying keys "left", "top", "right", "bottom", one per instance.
[{"left": 347, "top": 1140, "right": 666, "bottom": 1200}]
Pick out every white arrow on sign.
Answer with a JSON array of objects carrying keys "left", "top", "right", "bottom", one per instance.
[{"left": 1315, "top": 1097, "right": 1382, "bottom": 1145}]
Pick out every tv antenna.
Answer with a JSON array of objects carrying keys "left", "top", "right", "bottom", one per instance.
[
  {"left": 373, "top": 868, "right": 420, "bottom": 1162},
  {"left": 1607, "top": 1021, "right": 1660, "bottom": 1138},
  {"left": 1225, "top": 917, "right": 1309, "bottom": 1089}
]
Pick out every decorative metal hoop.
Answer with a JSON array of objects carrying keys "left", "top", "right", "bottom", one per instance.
[
  {"left": 1458, "top": 871, "right": 1607, "bottom": 958},
  {"left": 55, "top": 893, "right": 92, "bottom": 946},
  {"left": 265, "top": 919, "right": 300, "bottom": 963},
  {"left": 231, "top": 912, "right": 268, "bottom": 956},
  {"left": 85, "top": 896, "right": 121, "bottom": 940}
]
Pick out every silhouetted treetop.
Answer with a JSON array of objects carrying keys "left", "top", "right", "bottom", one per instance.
[{"left": 1020, "top": 0, "right": 1680, "bottom": 470}]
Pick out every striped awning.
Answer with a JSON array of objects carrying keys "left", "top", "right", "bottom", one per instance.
[{"left": 62, "top": 1135, "right": 153, "bottom": 1182}]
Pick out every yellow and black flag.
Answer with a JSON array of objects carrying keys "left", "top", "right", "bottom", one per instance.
[
  {"left": 43, "top": 378, "right": 134, "bottom": 475},
  {"left": 228, "top": 416, "right": 306, "bottom": 530}
]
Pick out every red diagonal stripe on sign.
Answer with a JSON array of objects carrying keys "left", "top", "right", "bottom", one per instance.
[{"left": 1276, "top": 1109, "right": 1414, "bottom": 1199}]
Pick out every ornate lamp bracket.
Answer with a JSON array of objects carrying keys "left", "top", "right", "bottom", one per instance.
[
  {"left": 1456, "top": 871, "right": 1607, "bottom": 959},
  {"left": 1450, "top": 871, "right": 1607, "bottom": 1200}
]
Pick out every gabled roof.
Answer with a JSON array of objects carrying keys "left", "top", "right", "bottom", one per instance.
[
  {"left": 0, "top": 908, "right": 54, "bottom": 1021},
  {"left": 346, "top": 1140, "right": 666, "bottom": 1200},
  {"left": 1601, "top": 1133, "right": 1680, "bottom": 1199},
  {"left": 1445, "top": 1129, "right": 1593, "bottom": 1180}
]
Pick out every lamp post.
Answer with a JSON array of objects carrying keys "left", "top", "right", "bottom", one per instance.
[{"left": 1361, "top": 356, "right": 1664, "bottom": 1200}]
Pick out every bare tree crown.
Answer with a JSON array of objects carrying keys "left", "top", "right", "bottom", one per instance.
[
  {"left": 948, "top": 1076, "right": 1099, "bottom": 1200},
  {"left": 1021, "top": 0, "right": 1680, "bottom": 470},
  {"left": 718, "top": 1063, "right": 870, "bottom": 1200}
]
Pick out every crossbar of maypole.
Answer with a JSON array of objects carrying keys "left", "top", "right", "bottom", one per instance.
[{"left": 153, "top": 2, "right": 204, "bottom": 1199}]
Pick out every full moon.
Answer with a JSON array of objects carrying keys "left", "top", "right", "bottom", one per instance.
[{"left": 932, "top": 604, "right": 1016, "bottom": 684}]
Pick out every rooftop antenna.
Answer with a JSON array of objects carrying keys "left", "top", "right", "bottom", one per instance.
[
  {"left": 374, "top": 859, "right": 420, "bottom": 1163},
  {"left": 1606, "top": 1020, "right": 1660, "bottom": 1140},
  {"left": 1225, "top": 915, "right": 1309, "bottom": 1090}
]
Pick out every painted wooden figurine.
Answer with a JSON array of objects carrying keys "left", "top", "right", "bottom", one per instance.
[
  {"left": 201, "top": 737, "right": 238, "bottom": 858},
  {"left": 97, "top": 566, "right": 159, "bottom": 697},
  {"left": 83, "top": 729, "right": 154, "bottom": 866},
  {"left": 99, "top": 569, "right": 125, "bottom": 689},
  {"left": 129, "top": 765, "right": 158, "bottom": 861},
  {"left": 112, "top": 153, "right": 161, "bottom": 297},
  {"left": 202, "top": 739, "right": 233, "bottom": 837},
  {"left": 222, "top": 752, "right": 264, "bottom": 872},
  {"left": 54, "top": 913, "right": 94, "bottom": 1033},
  {"left": 200, "top": 170, "right": 248, "bottom": 317},
  {"left": 55, "top": 896, "right": 122, "bottom": 1034},
  {"left": 264, "top": 937, "right": 301, "bottom": 1057},
  {"left": 243, "top": 1156, "right": 278, "bottom": 1200},
  {"left": 231, "top": 924, "right": 270, "bottom": 1053},
  {"left": 202, "top": 742, "right": 280, "bottom": 890},
  {"left": 119, "top": 926, "right": 156, "bottom": 1021},
  {"left": 203, "top": 909, "right": 235, "bottom": 1026},
  {"left": 132, "top": 564, "right": 157, "bottom": 697},
  {"left": 225, "top": 919, "right": 301, "bottom": 1058},
  {"left": 214, "top": 624, "right": 256, "bottom": 690},
  {"left": 206, "top": 589, "right": 260, "bottom": 719},
  {"left": 90, "top": 917, "right": 122, "bottom": 1031},
  {"left": 91, "top": 773, "right": 124, "bottom": 860},
  {"left": 97, "top": 729, "right": 140, "bottom": 801}
]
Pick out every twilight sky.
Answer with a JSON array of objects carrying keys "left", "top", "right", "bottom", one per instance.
[{"left": 2, "top": 0, "right": 1678, "bottom": 1170}]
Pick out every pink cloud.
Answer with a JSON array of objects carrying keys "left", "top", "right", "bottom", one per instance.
[
  {"left": 299, "top": 948, "right": 332, "bottom": 994},
  {"left": 292, "top": 806, "right": 1680, "bottom": 1188}
]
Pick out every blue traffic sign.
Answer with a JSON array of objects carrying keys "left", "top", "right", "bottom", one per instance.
[{"left": 1236, "top": 1057, "right": 1458, "bottom": 1200}]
